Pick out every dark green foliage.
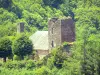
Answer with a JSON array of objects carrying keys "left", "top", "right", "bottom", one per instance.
[
  {"left": 4, "top": 60, "right": 36, "bottom": 69},
  {"left": 0, "top": 37, "right": 12, "bottom": 51},
  {"left": 0, "top": 37, "right": 12, "bottom": 57},
  {"left": 53, "top": 47, "right": 67, "bottom": 68},
  {"left": 0, "top": 0, "right": 64, "bottom": 34},
  {"left": 12, "top": 34, "right": 33, "bottom": 60},
  {"left": 43, "top": 0, "right": 64, "bottom": 8},
  {"left": 0, "top": 0, "right": 12, "bottom": 8},
  {"left": 26, "top": 60, "right": 36, "bottom": 70},
  {"left": 10, "top": 4, "right": 22, "bottom": 18},
  {"left": 81, "top": 36, "right": 100, "bottom": 75},
  {"left": 42, "top": 44, "right": 69, "bottom": 69},
  {"left": 0, "top": 0, "right": 100, "bottom": 75}
]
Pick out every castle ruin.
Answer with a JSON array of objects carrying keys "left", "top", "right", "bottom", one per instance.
[
  {"left": 30, "top": 17, "right": 75, "bottom": 59},
  {"left": 48, "top": 17, "right": 75, "bottom": 50}
]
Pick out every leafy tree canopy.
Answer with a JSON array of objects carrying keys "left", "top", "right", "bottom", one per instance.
[{"left": 12, "top": 34, "right": 33, "bottom": 59}]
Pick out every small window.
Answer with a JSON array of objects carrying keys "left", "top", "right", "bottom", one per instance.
[
  {"left": 52, "top": 28, "right": 53, "bottom": 34},
  {"left": 51, "top": 41, "right": 54, "bottom": 47}
]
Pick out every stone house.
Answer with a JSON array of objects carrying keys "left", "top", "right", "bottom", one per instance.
[
  {"left": 29, "top": 17, "right": 75, "bottom": 59},
  {"left": 29, "top": 31, "right": 49, "bottom": 59},
  {"left": 17, "top": 17, "right": 75, "bottom": 59}
]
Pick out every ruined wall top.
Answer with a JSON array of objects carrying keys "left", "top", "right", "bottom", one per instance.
[{"left": 49, "top": 16, "right": 73, "bottom": 24}]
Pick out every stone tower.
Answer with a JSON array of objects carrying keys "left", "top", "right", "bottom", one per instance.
[
  {"left": 17, "top": 22, "right": 24, "bottom": 33},
  {"left": 48, "top": 17, "right": 75, "bottom": 50}
]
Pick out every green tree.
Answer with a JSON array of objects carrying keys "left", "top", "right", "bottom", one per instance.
[
  {"left": 43, "top": 0, "right": 64, "bottom": 8},
  {"left": 0, "top": 0, "right": 12, "bottom": 8},
  {"left": 0, "top": 37, "right": 12, "bottom": 62},
  {"left": 12, "top": 34, "right": 33, "bottom": 60}
]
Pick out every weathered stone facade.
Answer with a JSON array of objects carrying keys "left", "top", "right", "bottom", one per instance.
[
  {"left": 36, "top": 50, "right": 49, "bottom": 59},
  {"left": 48, "top": 17, "right": 75, "bottom": 50},
  {"left": 17, "top": 22, "right": 24, "bottom": 33},
  {"left": 61, "top": 18, "right": 75, "bottom": 42},
  {"left": 48, "top": 18, "right": 61, "bottom": 50},
  {"left": 29, "top": 17, "right": 75, "bottom": 59}
]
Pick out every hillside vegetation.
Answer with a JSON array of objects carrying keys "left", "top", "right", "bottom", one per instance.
[{"left": 0, "top": 0, "right": 100, "bottom": 75}]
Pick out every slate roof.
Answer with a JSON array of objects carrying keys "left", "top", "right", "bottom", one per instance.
[{"left": 29, "top": 31, "right": 49, "bottom": 50}]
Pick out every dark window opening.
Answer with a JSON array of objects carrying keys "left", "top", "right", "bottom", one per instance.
[
  {"left": 52, "top": 28, "right": 53, "bottom": 34},
  {"left": 51, "top": 41, "right": 54, "bottom": 47}
]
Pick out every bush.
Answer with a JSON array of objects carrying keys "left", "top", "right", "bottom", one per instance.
[
  {"left": 46, "top": 57, "right": 55, "bottom": 69},
  {"left": 0, "top": 62, "right": 3, "bottom": 67},
  {"left": 13, "top": 55, "right": 21, "bottom": 60},
  {"left": 34, "top": 66, "right": 51, "bottom": 75},
  {"left": 17, "top": 61, "right": 26, "bottom": 69},
  {"left": 4, "top": 60, "right": 26, "bottom": 69},
  {"left": 26, "top": 60, "right": 36, "bottom": 70},
  {"left": 0, "top": 68, "right": 36, "bottom": 75},
  {"left": 51, "top": 46, "right": 68, "bottom": 68},
  {"left": 36, "top": 60, "right": 43, "bottom": 68},
  {"left": 4, "top": 61, "right": 17, "bottom": 69},
  {"left": 3, "top": 60, "right": 37, "bottom": 70}
]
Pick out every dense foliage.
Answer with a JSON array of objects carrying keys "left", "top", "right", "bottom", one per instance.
[
  {"left": 12, "top": 34, "right": 33, "bottom": 60},
  {"left": 0, "top": 37, "right": 12, "bottom": 51},
  {"left": 0, "top": 37, "right": 12, "bottom": 58},
  {"left": 0, "top": 0, "right": 100, "bottom": 75}
]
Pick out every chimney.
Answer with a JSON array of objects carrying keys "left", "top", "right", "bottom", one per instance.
[{"left": 17, "top": 22, "right": 24, "bottom": 33}]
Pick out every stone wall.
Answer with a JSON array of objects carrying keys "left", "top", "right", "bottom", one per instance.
[
  {"left": 36, "top": 50, "right": 49, "bottom": 55},
  {"left": 48, "top": 17, "right": 75, "bottom": 50},
  {"left": 61, "top": 18, "right": 75, "bottom": 42},
  {"left": 17, "top": 22, "right": 24, "bottom": 33},
  {"left": 36, "top": 50, "right": 49, "bottom": 59},
  {"left": 48, "top": 18, "right": 62, "bottom": 50}
]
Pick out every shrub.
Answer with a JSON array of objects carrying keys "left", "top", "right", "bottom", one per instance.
[
  {"left": 0, "top": 62, "right": 3, "bottom": 67},
  {"left": 4, "top": 60, "right": 26, "bottom": 69},
  {"left": 17, "top": 61, "right": 26, "bottom": 69},
  {"left": 36, "top": 60, "right": 44, "bottom": 68},
  {"left": 13, "top": 55, "right": 21, "bottom": 60},
  {"left": 4, "top": 61, "right": 17, "bottom": 69},
  {"left": 26, "top": 60, "right": 36, "bottom": 70},
  {"left": 34, "top": 66, "right": 51, "bottom": 75}
]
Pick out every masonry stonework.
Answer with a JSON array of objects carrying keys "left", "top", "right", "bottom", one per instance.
[
  {"left": 48, "top": 17, "right": 75, "bottom": 50},
  {"left": 48, "top": 18, "right": 62, "bottom": 50},
  {"left": 17, "top": 22, "right": 24, "bottom": 33},
  {"left": 61, "top": 18, "right": 75, "bottom": 42}
]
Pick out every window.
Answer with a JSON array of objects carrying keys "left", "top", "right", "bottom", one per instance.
[
  {"left": 52, "top": 28, "right": 53, "bottom": 34},
  {"left": 51, "top": 41, "right": 54, "bottom": 47}
]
